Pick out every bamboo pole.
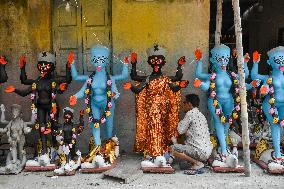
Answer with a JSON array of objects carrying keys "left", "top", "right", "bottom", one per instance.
[
  {"left": 232, "top": 0, "right": 251, "bottom": 177},
  {"left": 215, "top": 0, "right": 223, "bottom": 46}
]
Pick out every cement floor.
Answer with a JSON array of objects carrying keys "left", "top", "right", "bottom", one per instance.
[{"left": 0, "top": 154, "right": 283, "bottom": 189}]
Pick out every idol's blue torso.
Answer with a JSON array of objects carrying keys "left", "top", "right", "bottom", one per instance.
[
  {"left": 72, "top": 45, "right": 128, "bottom": 146},
  {"left": 251, "top": 46, "right": 284, "bottom": 159},
  {"left": 195, "top": 44, "right": 255, "bottom": 156}
]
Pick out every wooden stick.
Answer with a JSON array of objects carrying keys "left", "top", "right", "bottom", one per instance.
[
  {"left": 232, "top": 0, "right": 251, "bottom": 177},
  {"left": 215, "top": 0, "right": 223, "bottom": 46}
]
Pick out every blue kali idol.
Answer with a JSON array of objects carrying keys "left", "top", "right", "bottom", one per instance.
[
  {"left": 69, "top": 44, "right": 128, "bottom": 163},
  {"left": 251, "top": 47, "right": 284, "bottom": 168},
  {"left": 194, "top": 44, "right": 259, "bottom": 168}
]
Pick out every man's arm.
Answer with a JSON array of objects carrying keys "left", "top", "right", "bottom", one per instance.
[{"left": 177, "top": 112, "right": 192, "bottom": 135}]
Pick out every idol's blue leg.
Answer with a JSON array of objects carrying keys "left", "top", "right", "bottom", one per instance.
[
  {"left": 104, "top": 100, "right": 116, "bottom": 139},
  {"left": 262, "top": 97, "right": 282, "bottom": 158},
  {"left": 90, "top": 104, "right": 102, "bottom": 146},
  {"left": 208, "top": 98, "right": 228, "bottom": 155}
]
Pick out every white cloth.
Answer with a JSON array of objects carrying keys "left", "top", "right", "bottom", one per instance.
[{"left": 177, "top": 108, "right": 213, "bottom": 157}]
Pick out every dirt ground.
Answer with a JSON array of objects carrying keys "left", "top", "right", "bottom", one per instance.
[{"left": 0, "top": 154, "right": 283, "bottom": 189}]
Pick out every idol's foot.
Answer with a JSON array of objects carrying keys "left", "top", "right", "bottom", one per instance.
[
  {"left": 141, "top": 156, "right": 175, "bottom": 174},
  {"left": 212, "top": 154, "right": 238, "bottom": 168},
  {"left": 268, "top": 157, "right": 284, "bottom": 170},
  {"left": 141, "top": 156, "right": 171, "bottom": 168},
  {"left": 38, "top": 153, "right": 51, "bottom": 166},
  {"left": 25, "top": 154, "right": 51, "bottom": 167},
  {"left": 54, "top": 160, "right": 79, "bottom": 175},
  {"left": 0, "top": 160, "right": 23, "bottom": 174},
  {"left": 81, "top": 155, "right": 110, "bottom": 169}
]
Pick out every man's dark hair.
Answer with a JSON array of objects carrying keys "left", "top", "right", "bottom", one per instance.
[{"left": 185, "top": 94, "right": 200, "bottom": 107}]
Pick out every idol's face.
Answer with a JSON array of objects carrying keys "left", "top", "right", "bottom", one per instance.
[
  {"left": 63, "top": 111, "right": 73, "bottom": 122},
  {"left": 11, "top": 107, "right": 20, "bottom": 119},
  {"left": 210, "top": 45, "right": 231, "bottom": 71},
  {"left": 147, "top": 55, "right": 166, "bottom": 73},
  {"left": 268, "top": 50, "right": 284, "bottom": 72},
  {"left": 37, "top": 61, "right": 54, "bottom": 75},
  {"left": 90, "top": 45, "right": 110, "bottom": 72}
]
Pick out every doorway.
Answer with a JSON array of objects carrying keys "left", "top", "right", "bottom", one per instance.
[{"left": 52, "top": 0, "right": 112, "bottom": 75}]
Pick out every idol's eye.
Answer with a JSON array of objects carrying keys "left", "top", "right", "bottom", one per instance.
[
  {"left": 92, "top": 57, "right": 96, "bottom": 62},
  {"left": 273, "top": 57, "right": 284, "bottom": 64},
  {"left": 157, "top": 59, "right": 162, "bottom": 64},
  {"left": 216, "top": 57, "right": 223, "bottom": 62},
  {"left": 224, "top": 57, "right": 229, "bottom": 62}
]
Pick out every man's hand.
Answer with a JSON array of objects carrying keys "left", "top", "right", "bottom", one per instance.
[
  {"left": 185, "top": 130, "right": 192, "bottom": 137},
  {"left": 171, "top": 136, "right": 178, "bottom": 144},
  {"left": 5, "top": 86, "right": 15, "bottom": 93},
  {"left": 195, "top": 48, "right": 202, "bottom": 61}
]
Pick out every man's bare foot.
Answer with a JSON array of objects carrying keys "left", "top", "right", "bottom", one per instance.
[{"left": 191, "top": 162, "right": 204, "bottom": 170}]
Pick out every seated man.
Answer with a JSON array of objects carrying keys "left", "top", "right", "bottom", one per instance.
[{"left": 170, "top": 94, "right": 213, "bottom": 173}]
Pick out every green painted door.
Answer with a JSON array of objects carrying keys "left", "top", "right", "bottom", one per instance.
[{"left": 53, "top": 0, "right": 112, "bottom": 75}]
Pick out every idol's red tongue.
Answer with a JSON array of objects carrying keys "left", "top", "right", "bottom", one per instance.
[
  {"left": 154, "top": 66, "right": 159, "bottom": 72},
  {"left": 279, "top": 66, "right": 284, "bottom": 72},
  {"left": 221, "top": 65, "right": 226, "bottom": 70},
  {"left": 96, "top": 66, "right": 101, "bottom": 72}
]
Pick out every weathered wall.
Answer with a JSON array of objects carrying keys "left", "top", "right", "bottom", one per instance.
[
  {"left": 112, "top": 0, "right": 210, "bottom": 153},
  {"left": 0, "top": 0, "right": 210, "bottom": 154},
  {"left": 0, "top": 0, "right": 52, "bottom": 150},
  {"left": 0, "top": 0, "right": 52, "bottom": 112}
]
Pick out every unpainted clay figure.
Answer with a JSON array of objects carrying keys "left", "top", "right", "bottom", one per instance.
[{"left": 0, "top": 104, "right": 35, "bottom": 174}]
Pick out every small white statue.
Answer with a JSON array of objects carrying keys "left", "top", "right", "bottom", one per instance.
[
  {"left": 141, "top": 156, "right": 169, "bottom": 168},
  {"left": 54, "top": 150, "right": 82, "bottom": 175},
  {"left": 0, "top": 104, "right": 35, "bottom": 174},
  {"left": 80, "top": 154, "right": 110, "bottom": 169}
]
